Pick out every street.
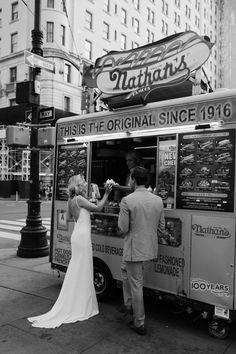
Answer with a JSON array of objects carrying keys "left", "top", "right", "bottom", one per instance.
[
  {"left": 0, "top": 199, "right": 52, "bottom": 221},
  {"left": 0, "top": 199, "right": 52, "bottom": 249},
  {"left": 0, "top": 200, "right": 236, "bottom": 353}
]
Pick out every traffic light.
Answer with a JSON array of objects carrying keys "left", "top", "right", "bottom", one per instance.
[
  {"left": 81, "top": 90, "right": 90, "bottom": 112},
  {"left": 38, "top": 127, "right": 56, "bottom": 147},
  {"left": 6, "top": 126, "right": 30, "bottom": 146}
]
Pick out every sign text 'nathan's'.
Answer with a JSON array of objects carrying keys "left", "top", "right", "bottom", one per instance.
[{"left": 83, "top": 31, "right": 213, "bottom": 98}]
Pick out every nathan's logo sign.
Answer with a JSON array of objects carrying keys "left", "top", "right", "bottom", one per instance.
[
  {"left": 192, "top": 223, "right": 231, "bottom": 239},
  {"left": 191, "top": 279, "right": 230, "bottom": 297},
  {"left": 83, "top": 31, "right": 213, "bottom": 98}
]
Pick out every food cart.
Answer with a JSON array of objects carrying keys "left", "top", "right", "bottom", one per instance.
[
  {"left": 50, "top": 87, "right": 236, "bottom": 339},
  {"left": 50, "top": 31, "right": 236, "bottom": 338}
]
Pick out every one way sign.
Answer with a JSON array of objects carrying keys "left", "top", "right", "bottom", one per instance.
[
  {"left": 25, "top": 107, "right": 55, "bottom": 124},
  {"left": 24, "top": 50, "right": 55, "bottom": 73}
]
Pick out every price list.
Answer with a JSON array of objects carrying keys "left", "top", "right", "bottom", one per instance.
[{"left": 176, "top": 129, "right": 235, "bottom": 212}]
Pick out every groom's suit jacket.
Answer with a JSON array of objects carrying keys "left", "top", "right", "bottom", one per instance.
[{"left": 118, "top": 186, "right": 165, "bottom": 262}]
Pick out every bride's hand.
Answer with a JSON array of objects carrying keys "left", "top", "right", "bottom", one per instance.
[{"left": 105, "top": 183, "right": 113, "bottom": 194}]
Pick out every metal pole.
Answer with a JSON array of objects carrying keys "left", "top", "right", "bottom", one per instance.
[{"left": 17, "top": 0, "right": 49, "bottom": 258}]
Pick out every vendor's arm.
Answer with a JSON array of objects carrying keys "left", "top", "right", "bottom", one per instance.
[{"left": 113, "top": 183, "right": 134, "bottom": 194}]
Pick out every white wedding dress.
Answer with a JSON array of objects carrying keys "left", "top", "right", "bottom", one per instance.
[{"left": 28, "top": 208, "right": 99, "bottom": 328}]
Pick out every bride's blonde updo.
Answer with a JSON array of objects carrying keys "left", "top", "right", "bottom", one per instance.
[{"left": 68, "top": 174, "right": 87, "bottom": 199}]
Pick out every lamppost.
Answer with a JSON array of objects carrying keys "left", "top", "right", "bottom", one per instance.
[{"left": 17, "top": 0, "right": 49, "bottom": 258}]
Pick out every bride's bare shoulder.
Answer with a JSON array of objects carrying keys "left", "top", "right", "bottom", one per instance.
[{"left": 75, "top": 195, "right": 86, "bottom": 206}]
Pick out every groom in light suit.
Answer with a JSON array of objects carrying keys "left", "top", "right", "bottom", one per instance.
[{"left": 118, "top": 166, "right": 165, "bottom": 336}]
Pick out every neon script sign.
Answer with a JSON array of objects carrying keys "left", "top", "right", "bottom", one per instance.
[{"left": 84, "top": 31, "right": 213, "bottom": 97}]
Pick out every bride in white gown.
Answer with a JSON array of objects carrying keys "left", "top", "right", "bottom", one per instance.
[{"left": 28, "top": 174, "right": 111, "bottom": 328}]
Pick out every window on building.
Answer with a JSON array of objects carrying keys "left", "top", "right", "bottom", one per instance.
[
  {"left": 146, "top": 29, "right": 154, "bottom": 43},
  {"left": 114, "top": 4, "right": 118, "bottom": 14},
  {"left": 133, "top": 18, "right": 140, "bottom": 34},
  {"left": 174, "top": 12, "right": 180, "bottom": 27},
  {"left": 10, "top": 99, "right": 17, "bottom": 106},
  {"left": 46, "top": 22, "right": 54, "bottom": 42},
  {"left": 121, "top": 33, "right": 127, "bottom": 50},
  {"left": 165, "top": 2, "right": 168, "bottom": 15},
  {"left": 0, "top": 9, "right": 2, "bottom": 27},
  {"left": 103, "top": 22, "right": 110, "bottom": 40},
  {"left": 121, "top": 8, "right": 127, "bottom": 25},
  {"left": 85, "top": 10, "right": 93, "bottom": 30},
  {"left": 132, "top": 41, "right": 139, "bottom": 48},
  {"left": 9, "top": 98, "right": 17, "bottom": 106},
  {"left": 104, "top": 0, "right": 110, "bottom": 13},
  {"left": 61, "top": 25, "right": 65, "bottom": 45},
  {"left": 147, "top": 8, "right": 155, "bottom": 24},
  {"left": 47, "top": 0, "right": 54, "bottom": 8},
  {"left": 62, "top": 0, "right": 66, "bottom": 12},
  {"left": 11, "top": 2, "right": 18, "bottom": 21},
  {"left": 175, "top": 0, "right": 180, "bottom": 8},
  {"left": 64, "top": 64, "right": 71, "bottom": 83},
  {"left": 185, "top": 23, "right": 191, "bottom": 31},
  {"left": 161, "top": 20, "right": 168, "bottom": 36},
  {"left": 85, "top": 39, "right": 92, "bottom": 60},
  {"left": 210, "top": 76, "right": 212, "bottom": 86},
  {"left": 10, "top": 67, "right": 17, "bottom": 82},
  {"left": 64, "top": 96, "right": 70, "bottom": 111},
  {"left": 102, "top": 49, "right": 109, "bottom": 55},
  {"left": 133, "top": 0, "right": 140, "bottom": 11},
  {"left": 185, "top": 5, "right": 191, "bottom": 19},
  {"left": 162, "top": 0, "right": 168, "bottom": 15},
  {"left": 114, "top": 30, "right": 117, "bottom": 41},
  {"left": 11, "top": 32, "right": 17, "bottom": 53}
]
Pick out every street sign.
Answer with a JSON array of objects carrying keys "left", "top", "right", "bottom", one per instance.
[
  {"left": 39, "top": 107, "right": 55, "bottom": 123},
  {"left": 25, "top": 110, "right": 32, "bottom": 122},
  {"left": 25, "top": 107, "right": 55, "bottom": 123},
  {"left": 24, "top": 50, "right": 55, "bottom": 73}
]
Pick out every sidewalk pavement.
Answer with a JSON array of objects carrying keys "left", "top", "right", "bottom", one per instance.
[{"left": 1, "top": 248, "right": 236, "bottom": 354}]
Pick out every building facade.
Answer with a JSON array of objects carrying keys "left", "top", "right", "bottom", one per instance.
[
  {"left": 0, "top": 0, "right": 235, "bottom": 191},
  {"left": 218, "top": 0, "right": 236, "bottom": 89},
  {"left": 0, "top": 0, "right": 233, "bottom": 115}
]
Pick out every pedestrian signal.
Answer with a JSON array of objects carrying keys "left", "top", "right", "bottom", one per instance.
[{"left": 81, "top": 90, "right": 90, "bottom": 111}]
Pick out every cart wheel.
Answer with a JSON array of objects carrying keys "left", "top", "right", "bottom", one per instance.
[
  {"left": 93, "top": 259, "right": 116, "bottom": 302},
  {"left": 208, "top": 319, "right": 229, "bottom": 339}
]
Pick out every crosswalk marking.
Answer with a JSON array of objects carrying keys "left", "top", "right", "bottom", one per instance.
[
  {"left": 0, "top": 231, "right": 21, "bottom": 240},
  {"left": 0, "top": 223, "right": 27, "bottom": 232},
  {"left": 0, "top": 218, "right": 51, "bottom": 241},
  {"left": 0, "top": 219, "right": 51, "bottom": 226},
  {"left": 0, "top": 220, "right": 26, "bottom": 226}
]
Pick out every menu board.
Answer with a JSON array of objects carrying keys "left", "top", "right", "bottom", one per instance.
[
  {"left": 176, "top": 129, "right": 235, "bottom": 212},
  {"left": 156, "top": 139, "right": 176, "bottom": 209},
  {"left": 56, "top": 144, "right": 87, "bottom": 200}
]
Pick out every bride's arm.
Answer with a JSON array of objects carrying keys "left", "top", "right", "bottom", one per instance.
[{"left": 76, "top": 187, "right": 111, "bottom": 212}]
